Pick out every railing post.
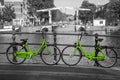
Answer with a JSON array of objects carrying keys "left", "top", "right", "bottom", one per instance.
[
  {"left": 52, "top": 26, "right": 57, "bottom": 46},
  {"left": 12, "top": 25, "right": 16, "bottom": 43},
  {"left": 12, "top": 25, "right": 17, "bottom": 62},
  {"left": 53, "top": 28, "right": 57, "bottom": 47},
  {"left": 52, "top": 25, "right": 57, "bottom": 64},
  {"left": 94, "top": 33, "right": 99, "bottom": 66}
]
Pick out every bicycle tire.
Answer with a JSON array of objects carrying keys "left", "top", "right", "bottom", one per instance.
[
  {"left": 6, "top": 44, "right": 27, "bottom": 64},
  {"left": 97, "top": 47, "right": 117, "bottom": 68},
  {"left": 40, "top": 45, "right": 61, "bottom": 65},
  {"left": 61, "top": 46, "right": 82, "bottom": 66}
]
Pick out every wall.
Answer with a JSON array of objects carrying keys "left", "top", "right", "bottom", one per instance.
[{"left": 93, "top": 19, "right": 106, "bottom": 26}]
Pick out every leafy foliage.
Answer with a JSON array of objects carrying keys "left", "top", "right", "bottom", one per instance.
[
  {"left": 27, "top": 0, "right": 55, "bottom": 21},
  {"left": 95, "top": 0, "right": 120, "bottom": 25},
  {"left": 105, "top": 1, "right": 120, "bottom": 24},
  {"left": 2, "top": 5, "right": 16, "bottom": 22},
  {"left": 79, "top": 0, "right": 96, "bottom": 24}
]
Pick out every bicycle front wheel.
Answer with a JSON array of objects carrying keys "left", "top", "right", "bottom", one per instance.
[
  {"left": 61, "top": 46, "right": 82, "bottom": 66},
  {"left": 40, "top": 46, "right": 61, "bottom": 65},
  {"left": 97, "top": 47, "right": 117, "bottom": 68},
  {"left": 6, "top": 44, "right": 26, "bottom": 64}
]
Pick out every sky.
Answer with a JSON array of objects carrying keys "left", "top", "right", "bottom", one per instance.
[
  {"left": 4, "top": 0, "right": 109, "bottom": 7},
  {"left": 54, "top": 0, "right": 109, "bottom": 15},
  {"left": 4, "top": 0, "right": 109, "bottom": 15},
  {"left": 54, "top": 0, "right": 109, "bottom": 7},
  {"left": 5, "top": 0, "right": 109, "bottom": 5}
]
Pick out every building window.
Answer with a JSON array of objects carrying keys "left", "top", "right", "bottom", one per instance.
[{"left": 100, "top": 21, "right": 103, "bottom": 24}]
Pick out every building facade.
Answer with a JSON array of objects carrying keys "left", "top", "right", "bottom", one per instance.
[
  {"left": 4, "top": 0, "right": 55, "bottom": 26},
  {"left": 4, "top": 0, "right": 28, "bottom": 26},
  {"left": 93, "top": 18, "right": 106, "bottom": 26}
]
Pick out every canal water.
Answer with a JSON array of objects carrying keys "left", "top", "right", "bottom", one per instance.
[{"left": 0, "top": 26, "right": 120, "bottom": 65}]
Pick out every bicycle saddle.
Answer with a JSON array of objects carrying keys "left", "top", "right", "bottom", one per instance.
[
  {"left": 20, "top": 39, "right": 28, "bottom": 42},
  {"left": 97, "top": 38, "right": 103, "bottom": 42}
]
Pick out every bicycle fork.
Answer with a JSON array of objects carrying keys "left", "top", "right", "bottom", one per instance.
[{"left": 70, "top": 47, "right": 79, "bottom": 58}]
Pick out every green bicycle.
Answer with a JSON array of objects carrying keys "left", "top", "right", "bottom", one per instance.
[
  {"left": 6, "top": 32, "right": 61, "bottom": 65},
  {"left": 61, "top": 33, "right": 117, "bottom": 68}
]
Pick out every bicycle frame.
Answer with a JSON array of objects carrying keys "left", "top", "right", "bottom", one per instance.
[
  {"left": 15, "top": 39, "right": 51, "bottom": 59},
  {"left": 73, "top": 39, "right": 106, "bottom": 61}
]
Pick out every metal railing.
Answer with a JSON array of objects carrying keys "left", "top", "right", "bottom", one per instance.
[{"left": 0, "top": 26, "right": 120, "bottom": 58}]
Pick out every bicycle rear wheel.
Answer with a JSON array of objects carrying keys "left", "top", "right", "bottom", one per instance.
[
  {"left": 61, "top": 46, "right": 82, "bottom": 66},
  {"left": 40, "top": 46, "right": 61, "bottom": 65},
  {"left": 97, "top": 47, "right": 117, "bottom": 68},
  {"left": 6, "top": 44, "right": 26, "bottom": 64}
]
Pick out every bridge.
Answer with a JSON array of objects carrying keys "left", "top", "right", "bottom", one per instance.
[{"left": 0, "top": 26, "right": 120, "bottom": 80}]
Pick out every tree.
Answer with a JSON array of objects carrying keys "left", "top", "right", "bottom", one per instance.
[
  {"left": 27, "top": 0, "right": 55, "bottom": 23},
  {"left": 104, "top": 1, "right": 120, "bottom": 25},
  {"left": 2, "top": 4, "right": 16, "bottom": 22},
  {"left": 95, "top": 0, "right": 120, "bottom": 25},
  {"left": 95, "top": 7, "right": 106, "bottom": 19},
  {"left": 79, "top": 0, "right": 96, "bottom": 24}
]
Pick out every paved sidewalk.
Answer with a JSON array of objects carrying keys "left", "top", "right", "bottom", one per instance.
[
  {"left": 111, "top": 66, "right": 120, "bottom": 71},
  {"left": 0, "top": 63, "right": 120, "bottom": 80}
]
